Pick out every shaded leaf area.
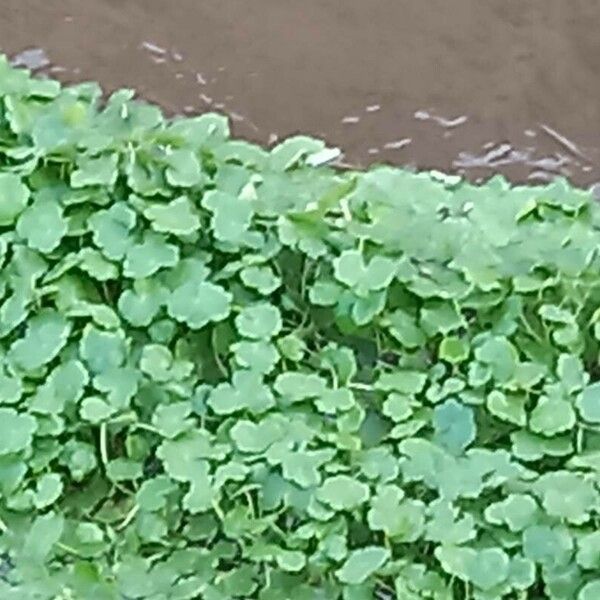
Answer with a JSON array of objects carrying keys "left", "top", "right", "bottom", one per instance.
[{"left": 0, "top": 56, "right": 600, "bottom": 599}]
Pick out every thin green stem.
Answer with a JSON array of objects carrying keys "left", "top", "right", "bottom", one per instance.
[
  {"left": 117, "top": 505, "right": 139, "bottom": 531},
  {"left": 99, "top": 422, "right": 109, "bottom": 468},
  {"left": 211, "top": 327, "right": 228, "bottom": 378}
]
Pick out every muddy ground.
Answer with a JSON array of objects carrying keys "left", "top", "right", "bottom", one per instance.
[{"left": 2, "top": 0, "right": 600, "bottom": 186}]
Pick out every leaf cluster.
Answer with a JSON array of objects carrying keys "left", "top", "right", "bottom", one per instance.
[{"left": 0, "top": 56, "right": 600, "bottom": 599}]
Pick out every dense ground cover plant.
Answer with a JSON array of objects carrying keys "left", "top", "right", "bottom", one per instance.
[{"left": 0, "top": 56, "right": 600, "bottom": 599}]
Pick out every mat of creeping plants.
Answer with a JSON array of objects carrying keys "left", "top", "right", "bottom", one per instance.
[{"left": 1, "top": 56, "right": 600, "bottom": 600}]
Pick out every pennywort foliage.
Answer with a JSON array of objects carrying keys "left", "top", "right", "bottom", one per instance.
[{"left": 0, "top": 56, "right": 600, "bottom": 599}]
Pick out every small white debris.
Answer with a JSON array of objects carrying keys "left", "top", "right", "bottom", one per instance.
[
  {"left": 11, "top": 47, "right": 50, "bottom": 70},
  {"left": 430, "top": 170, "right": 462, "bottom": 187},
  {"left": 199, "top": 93, "right": 213, "bottom": 104},
  {"left": 196, "top": 72, "right": 207, "bottom": 85},
  {"left": 414, "top": 109, "right": 467, "bottom": 128},
  {"left": 383, "top": 138, "right": 411, "bottom": 150},
  {"left": 436, "top": 114, "right": 467, "bottom": 128},
  {"left": 540, "top": 123, "right": 588, "bottom": 160},
  {"left": 368, "top": 148, "right": 380, "bottom": 155},
  {"left": 141, "top": 41, "right": 166, "bottom": 55},
  {"left": 589, "top": 182, "right": 600, "bottom": 200},
  {"left": 342, "top": 116, "right": 360, "bottom": 124},
  {"left": 365, "top": 104, "right": 381, "bottom": 113},
  {"left": 306, "top": 147, "right": 342, "bottom": 167}
]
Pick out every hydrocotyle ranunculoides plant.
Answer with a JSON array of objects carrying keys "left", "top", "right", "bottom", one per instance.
[{"left": 1, "top": 55, "right": 600, "bottom": 599}]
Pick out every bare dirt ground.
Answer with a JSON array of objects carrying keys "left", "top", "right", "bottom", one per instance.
[{"left": 2, "top": 0, "right": 600, "bottom": 186}]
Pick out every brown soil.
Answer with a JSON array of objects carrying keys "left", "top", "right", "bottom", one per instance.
[{"left": 2, "top": 1, "right": 600, "bottom": 186}]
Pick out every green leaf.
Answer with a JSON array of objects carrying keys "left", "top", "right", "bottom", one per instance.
[
  {"left": 382, "top": 393, "right": 414, "bottom": 422},
  {"left": 511, "top": 429, "right": 573, "bottom": 462},
  {"left": 579, "top": 581, "right": 600, "bottom": 600},
  {"left": 167, "top": 280, "right": 232, "bottom": 330},
  {"left": 385, "top": 309, "right": 426, "bottom": 348},
  {"left": 137, "top": 475, "right": 176, "bottom": 511},
  {"left": 79, "top": 324, "right": 126, "bottom": 374},
  {"left": 230, "top": 417, "right": 285, "bottom": 454},
  {"left": 375, "top": 370, "right": 427, "bottom": 394},
  {"left": 576, "top": 531, "right": 600, "bottom": 570},
  {"left": 232, "top": 340, "right": 280, "bottom": 374},
  {"left": 486, "top": 390, "right": 526, "bottom": 426},
  {"left": 89, "top": 202, "right": 136, "bottom": 260},
  {"left": 22, "top": 511, "right": 64, "bottom": 563},
  {"left": 118, "top": 278, "right": 168, "bottom": 327},
  {"left": 435, "top": 546, "right": 510, "bottom": 591},
  {"left": 277, "top": 333, "right": 307, "bottom": 362},
  {"left": 0, "top": 172, "right": 30, "bottom": 225},
  {"left": 274, "top": 371, "right": 327, "bottom": 403},
  {"left": 0, "top": 371, "right": 23, "bottom": 405},
  {"left": 93, "top": 367, "right": 138, "bottom": 408},
  {"left": 484, "top": 494, "right": 539, "bottom": 532},
  {"left": 152, "top": 401, "right": 194, "bottom": 438},
  {"left": 333, "top": 249, "right": 396, "bottom": 297},
  {"left": 80, "top": 396, "right": 116, "bottom": 423},
  {"left": 530, "top": 396, "right": 576, "bottom": 435},
  {"left": 0, "top": 408, "right": 37, "bottom": 454},
  {"left": 16, "top": 197, "right": 67, "bottom": 253},
  {"left": 534, "top": 471, "right": 598, "bottom": 524},
  {"left": 474, "top": 336, "right": 518, "bottom": 383},
  {"left": 235, "top": 303, "right": 282, "bottom": 339},
  {"left": 123, "top": 233, "right": 179, "bottom": 278},
  {"left": 439, "top": 336, "right": 470, "bottom": 363},
  {"left": 33, "top": 473, "right": 63, "bottom": 508},
  {"left": 577, "top": 382, "right": 600, "bottom": 423},
  {"left": 106, "top": 458, "right": 143, "bottom": 481},
  {"left": 275, "top": 549, "right": 306, "bottom": 573},
  {"left": 77, "top": 248, "right": 118, "bottom": 281},
  {"left": 279, "top": 448, "right": 335, "bottom": 488},
  {"left": 336, "top": 547, "right": 390, "bottom": 585},
  {"left": 470, "top": 548, "right": 510, "bottom": 591},
  {"left": 71, "top": 153, "right": 118, "bottom": 187},
  {"left": 240, "top": 265, "right": 282, "bottom": 295},
  {"left": 165, "top": 148, "right": 203, "bottom": 187},
  {"left": 201, "top": 189, "right": 253, "bottom": 245},
  {"left": 368, "top": 485, "right": 426, "bottom": 541},
  {"left": 314, "top": 388, "right": 355, "bottom": 415},
  {"left": 557, "top": 354, "right": 587, "bottom": 394},
  {"left": 309, "top": 280, "right": 342, "bottom": 306},
  {"left": 522, "top": 525, "right": 573, "bottom": 569},
  {"left": 9, "top": 309, "right": 71, "bottom": 371},
  {"left": 420, "top": 302, "right": 465, "bottom": 336},
  {"left": 317, "top": 475, "right": 370, "bottom": 511},
  {"left": 425, "top": 499, "right": 475, "bottom": 545},
  {"left": 208, "top": 370, "right": 274, "bottom": 415},
  {"left": 270, "top": 135, "right": 325, "bottom": 170},
  {"left": 433, "top": 399, "right": 476, "bottom": 455},
  {"left": 143, "top": 196, "right": 201, "bottom": 235},
  {"left": 139, "top": 343, "right": 175, "bottom": 382}
]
